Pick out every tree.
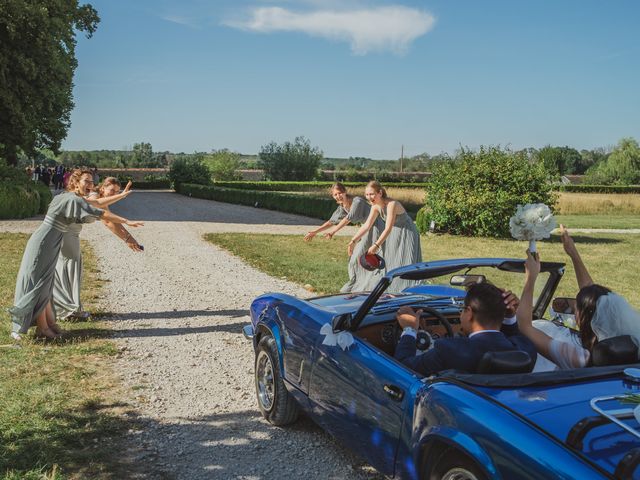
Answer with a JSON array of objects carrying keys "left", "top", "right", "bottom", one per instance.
[
  {"left": 202, "top": 149, "right": 242, "bottom": 181},
  {"left": 423, "top": 146, "right": 555, "bottom": 237},
  {"left": 0, "top": 0, "right": 99, "bottom": 166},
  {"left": 536, "top": 146, "right": 582, "bottom": 176},
  {"left": 259, "top": 136, "right": 323, "bottom": 181},
  {"left": 132, "top": 142, "right": 153, "bottom": 167},
  {"left": 585, "top": 138, "right": 640, "bottom": 185}
]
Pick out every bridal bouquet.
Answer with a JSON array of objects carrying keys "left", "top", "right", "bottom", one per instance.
[{"left": 509, "top": 203, "right": 556, "bottom": 252}]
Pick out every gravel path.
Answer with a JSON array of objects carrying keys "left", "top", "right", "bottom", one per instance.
[{"left": 2, "top": 191, "right": 380, "bottom": 479}]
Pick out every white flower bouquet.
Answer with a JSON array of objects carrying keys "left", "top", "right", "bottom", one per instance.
[{"left": 509, "top": 203, "right": 556, "bottom": 252}]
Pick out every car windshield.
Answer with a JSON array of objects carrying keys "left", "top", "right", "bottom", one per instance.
[{"left": 384, "top": 265, "right": 550, "bottom": 309}]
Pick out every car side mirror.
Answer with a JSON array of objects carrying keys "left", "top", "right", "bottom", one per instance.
[
  {"left": 332, "top": 313, "right": 353, "bottom": 331},
  {"left": 552, "top": 297, "right": 576, "bottom": 315},
  {"left": 450, "top": 274, "right": 486, "bottom": 287}
]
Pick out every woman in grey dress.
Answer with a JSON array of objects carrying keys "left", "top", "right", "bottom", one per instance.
[
  {"left": 348, "top": 181, "right": 422, "bottom": 293},
  {"left": 304, "top": 182, "right": 384, "bottom": 292},
  {"left": 10, "top": 169, "right": 143, "bottom": 340},
  {"left": 53, "top": 178, "right": 137, "bottom": 320}
]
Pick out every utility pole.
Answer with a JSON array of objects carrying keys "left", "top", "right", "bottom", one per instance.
[{"left": 400, "top": 144, "right": 404, "bottom": 173}]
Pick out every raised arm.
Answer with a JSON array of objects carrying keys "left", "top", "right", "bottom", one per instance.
[
  {"left": 86, "top": 181, "right": 132, "bottom": 208},
  {"left": 560, "top": 224, "right": 593, "bottom": 289},
  {"left": 348, "top": 206, "right": 380, "bottom": 256},
  {"left": 516, "top": 251, "right": 554, "bottom": 360},
  {"left": 304, "top": 220, "right": 335, "bottom": 242}
]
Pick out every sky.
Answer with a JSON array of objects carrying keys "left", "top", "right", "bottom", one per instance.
[{"left": 63, "top": 0, "right": 640, "bottom": 160}]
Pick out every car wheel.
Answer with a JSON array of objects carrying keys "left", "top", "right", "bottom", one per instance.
[
  {"left": 428, "top": 449, "right": 487, "bottom": 480},
  {"left": 255, "top": 335, "right": 299, "bottom": 425}
]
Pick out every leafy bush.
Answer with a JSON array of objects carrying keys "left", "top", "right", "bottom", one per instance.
[
  {"left": 202, "top": 150, "right": 242, "bottom": 181},
  {"left": 415, "top": 206, "right": 431, "bottom": 234},
  {"left": 259, "top": 136, "right": 322, "bottom": 181},
  {"left": 0, "top": 162, "right": 52, "bottom": 218},
  {"left": 425, "top": 146, "right": 555, "bottom": 237},
  {"left": 168, "top": 158, "right": 211, "bottom": 187}
]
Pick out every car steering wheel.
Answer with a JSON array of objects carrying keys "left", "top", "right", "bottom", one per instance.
[{"left": 419, "top": 308, "right": 454, "bottom": 337}]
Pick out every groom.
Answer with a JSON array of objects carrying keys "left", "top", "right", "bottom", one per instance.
[{"left": 394, "top": 283, "right": 537, "bottom": 376}]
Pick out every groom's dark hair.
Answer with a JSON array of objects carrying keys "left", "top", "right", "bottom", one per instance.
[{"left": 464, "top": 283, "right": 506, "bottom": 328}]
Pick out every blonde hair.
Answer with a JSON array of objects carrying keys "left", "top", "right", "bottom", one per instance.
[
  {"left": 66, "top": 168, "right": 94, "bottom": 196},
  {"left": 98, "top": 177, "right": 121, "bottom": 198},
  {"left": 366, "top": 180, "right": 387, "bottom": 199}
]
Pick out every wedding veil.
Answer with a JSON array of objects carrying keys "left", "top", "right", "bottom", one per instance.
[{"left": 591, "top": 293, "right": 640, "bottom": 345}]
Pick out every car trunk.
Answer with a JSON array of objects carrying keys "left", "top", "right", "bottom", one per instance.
[{"left": 476, "top": 373, "right": 640, "bottom": 476}]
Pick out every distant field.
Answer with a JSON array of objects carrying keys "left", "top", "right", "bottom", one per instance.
[{"left": 555, "top": 192, "right": 640, "bottom": 215}]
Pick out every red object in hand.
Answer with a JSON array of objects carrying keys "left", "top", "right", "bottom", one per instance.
[{"left": 359, "top": 253, "right": 385, "bottom": 271}]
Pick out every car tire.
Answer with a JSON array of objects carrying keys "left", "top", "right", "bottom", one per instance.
[
  {"left": 255, "top": 335, "right": 299, "bottom": 426},
  {"left": 427, "top": 449, "right": 488, "bottom": 480}
]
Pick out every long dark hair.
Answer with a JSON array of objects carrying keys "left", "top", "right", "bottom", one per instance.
[{"left": 576, "top": 284, "right": 611, "bottom": 350}]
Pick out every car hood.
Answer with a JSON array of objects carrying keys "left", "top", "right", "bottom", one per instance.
[{"left": 476, "top": 374, "right": 640, "bottom": 475}]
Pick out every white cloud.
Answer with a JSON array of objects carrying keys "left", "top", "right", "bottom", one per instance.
[
  {"left": 161, "top": 14, "right": 200, "bottom": 29},
  {"left": 225, "top": 5, "right": 435, "bottom": 55}
]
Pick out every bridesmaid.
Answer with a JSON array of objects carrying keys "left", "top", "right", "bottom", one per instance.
[
  {"left": 53, "top": 177, "right": 136, "bottom": 320},
  {"left": 304, "top": 182, "right": 384, "bottom": 292},
  {"left": 348, "top": 180, "right": 422, "bottom": 293},
  {"left": 10, "top": 169, "right": 143, "bottom": 340}
]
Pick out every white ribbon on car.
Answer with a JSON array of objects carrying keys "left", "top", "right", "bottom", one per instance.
[{"left": 320, "top": 323, "right": 354, "bottom": 351}]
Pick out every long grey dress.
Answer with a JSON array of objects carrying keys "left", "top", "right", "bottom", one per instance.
[
  {"left": 331, "top": 197, "right": 385, "bottom": 293},
  {"left": 53, "top": 224, "right": 84, "bottom": 319},
  {"left": 379, "top": 208, "right": 422, "bottom": 293},
  {"left": 10, "top": 192, "right": 103, "bottom": 334}
]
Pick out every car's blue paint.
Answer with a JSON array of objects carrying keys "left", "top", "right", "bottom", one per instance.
[{"left": 248, "top": 258, "right": 639, "bottom": 479}]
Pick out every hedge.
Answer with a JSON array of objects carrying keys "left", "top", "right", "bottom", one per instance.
[
  {"left": 176, "top": 184, "right": 338, "bottom": 220},
  {"left": 557, "top": 184, "right": 640, "bottom": 194},
  {"left": 212, "top": 180, "right": 429, "bottom": 191},
  {"left": 0, "top": 183, "right": 51, "bottom": 219},
  {"left": 131, "top": 179, "right": 171, "bottom": 189}
]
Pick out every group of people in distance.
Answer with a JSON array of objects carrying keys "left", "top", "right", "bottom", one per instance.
[
  {"left": 307, "top": 181, "right": 640, "bottom": 374},
  {"left": 10, "top": 169, "right": 143, "bottom": 341}
]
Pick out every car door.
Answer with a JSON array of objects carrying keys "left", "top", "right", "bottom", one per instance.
[{"left": 308, "top": 336, "right": 421, "bottom": 476}]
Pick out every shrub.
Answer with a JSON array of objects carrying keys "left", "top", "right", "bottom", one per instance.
[
  {"left": 584, "top": 138, "right": 640, "bottom": 185},
  {"left": 211, "top": 180, "right": 429, "bottom": 191},
  {"left": 425, "top": 146, "right": 555, "bottom": 237},
  {"left": 0, "top": 162, "right": 52, "bottom": 219},
  {"left": 415, "top": 206, "right": 432, "bottom": 234},
  {"left": 202, "top": 150, "right": 242, "bottom": 181},
  {"left": 168, "top": 158, "right": 211, "bottom": 187}
]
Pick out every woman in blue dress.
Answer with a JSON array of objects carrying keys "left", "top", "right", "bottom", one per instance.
[
  {"left": 304, "top": 182, "right": 384, "bottom": 292},
  {"left": 10, "top": 169, "right": 143, "bottom": 340}
]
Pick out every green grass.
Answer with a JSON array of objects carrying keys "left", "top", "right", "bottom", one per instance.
[
  {"left": 555, "top": 214, "right": 640, "bottom": 229},
  {"left": 206, "top": 232, "right": 640, "bottom": 309},
  {"left": 0, "top": 233, "right": 136, "bottom": 479}
]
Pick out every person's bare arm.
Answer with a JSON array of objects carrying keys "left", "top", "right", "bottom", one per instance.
[
  {"left": 560, "top": 224, "right": 593, "bottom": 289},
  {"left": 324, "top": 216, "right": 351, "bottom": 239},
  {"left": 517, "top": 251, "right": 554, "bottom": 360},
  {"left": 304, "top": 220, "right": 334, "bottom": 241},
  {"left": 101, "top": 209, "right": 143, "bottom": 227},
  {"left": 348, "top": 207, "right": 380, "bottom": 255}
]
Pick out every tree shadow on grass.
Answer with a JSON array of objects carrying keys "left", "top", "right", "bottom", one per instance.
[
  {"left": 0, "top": 401, "right": 155, "bottom": 480},
  {"left": 548, "top": 234, "right": 624, "bottom": 245}
]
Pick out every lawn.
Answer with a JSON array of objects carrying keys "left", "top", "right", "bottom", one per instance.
[
  {"left": 206, "top": 232, "right": 640, "bottom": 310},
  {"left": 555, "top": 214, "right": 640, "bottom": 230},
  {"left": 0, "top": 233, "right": 136, "bottom": 479}
]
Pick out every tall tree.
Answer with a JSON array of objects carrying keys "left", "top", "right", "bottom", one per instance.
[
  {"left": 0, "top": 0, "right": 99, "bottom": 166},
  {"left": 259, "top": 136, "right": 322, "bottom": 181}
]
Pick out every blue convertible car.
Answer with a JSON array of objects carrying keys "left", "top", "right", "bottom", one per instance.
[{"left": 244, "top": 259, "right": 640, "bottom": 479}]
